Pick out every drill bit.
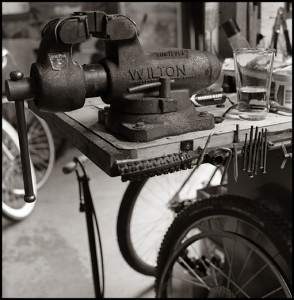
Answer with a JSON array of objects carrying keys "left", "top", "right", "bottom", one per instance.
[
  {"left": 242, "top": 133, "right": 248, "bottom": 171},
  {"left": 263, "top": 129, "right": 268, "bottom": 173},
  {"left": 232, "top": 124, "right": 240, "bottom": 182},
  {"left": 233, "top": 144, "right": 238, "bottom": 182},
  {"left": 247, "top": 126, "right": 254, "bottom": 173},
  {"left": 250, "top": 126, "right": 259, "bottom": 178},
  {"left": 254, "top": 132, "right": 262, "bottom": 175},
  {"left": 260, "top": 128, "right": 264, "bottom": 170}
]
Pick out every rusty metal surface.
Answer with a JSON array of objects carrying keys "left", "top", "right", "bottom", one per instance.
[{"left": 6, "top": 10, "right": 221, "bottom": 142}]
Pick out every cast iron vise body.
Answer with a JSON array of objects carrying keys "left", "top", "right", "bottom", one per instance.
[
  {"left": 5, "top": 11, "right": 221, "bottom": 202},
  {"left": 6, "top": 11, "right": 221, "bottom": 142}
]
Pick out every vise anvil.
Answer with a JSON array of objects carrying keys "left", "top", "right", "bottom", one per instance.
[{"left": 5, "top": 11, "right": 221, "bottom": 201}]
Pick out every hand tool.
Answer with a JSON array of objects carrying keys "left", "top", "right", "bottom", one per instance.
[
  {"left": 232, "top": 124, "right": 240, "bottom": 182},
  {"left": 260, "top": 128, "right": 264, "bottom": 170},
  {"left": 269, "top": 100, "right": 292, "bottom": 114},
  {"left": 262, "top": 129, "right": 268, "bottom": 174},
  {"left": 270, "top": 7, "right": 292, "bottom": 56},
  {"left": 242, "top": 133, "right": 248, "bottom": 171},
  {"left": 4, "top": 11, "right": 221, "bottom": 201},
  {"left": 247, "top": 126, "right": 254, "bottom": 174},
  {"left": 280, "top": 143, "right": 292, "bottom": 169},
  {"left": 254, "top": 132, "right": 262, "bottom": 176},
  {"left": 250, "top": 126, "right": 259, "bottom": 178}
]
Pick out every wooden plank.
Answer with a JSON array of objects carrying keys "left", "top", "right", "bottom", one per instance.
[
  {"left": 29, "top": 95, "right": 291, "bottom": 177},
  {"left": 28, "top": 102, "right": 125, "bottom": 177}
]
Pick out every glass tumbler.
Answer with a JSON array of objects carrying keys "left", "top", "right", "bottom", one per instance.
[{"left": 233, "top": 48, "right": 276, "bottom": 120}]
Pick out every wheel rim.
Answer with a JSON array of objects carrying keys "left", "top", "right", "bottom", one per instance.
[
  {"left": 158, "top": 231, "right": 291, "bottom": 298},
  {"left": 25, "top": 109, "right": 55, "bottom": 189},
  {"left": 129, "top": 165, "right": 222, "bottom": 269}
]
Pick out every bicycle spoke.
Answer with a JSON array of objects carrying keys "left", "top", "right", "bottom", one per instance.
[
  {"left": 178, "top": 257, "right": 211, "bottom": 290},
  {"left": 237, "top": 248, "right": 253, "bottom": 283},
  {"left": 190, "top": 243, "right": 218, "bottom": 286},
  {"left": 261, "top": 286, "right": 283, "bottom": 298},
  {"left": 2, "top": 142, "right": 15, "bottom": 161},
  {"left": 171, "top": 274, "right": 209, "bottom": 289},
  {"left": 205, "top": 258, "right": 250, "bottom": 298},
  {"left": 239, "top": 263, "right": 268, "bottom": 291},
  {"left": 138, "top": 194, "right": 169, "bottom": 213}
]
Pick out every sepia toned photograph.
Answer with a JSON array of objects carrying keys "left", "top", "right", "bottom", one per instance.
[{"left": 2, "top": 2, "right": 292, "bottom": 298}]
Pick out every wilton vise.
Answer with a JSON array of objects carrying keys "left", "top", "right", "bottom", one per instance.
[{"left": 5, "top": 11, "right": 221, "bottom": 202}]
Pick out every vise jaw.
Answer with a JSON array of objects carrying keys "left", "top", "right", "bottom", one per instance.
[{"left": 6, "top": 11, "right": 221, "bottom": 142}]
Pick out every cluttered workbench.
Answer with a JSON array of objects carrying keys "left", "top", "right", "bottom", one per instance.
[
  {"left": 4, "top": 10, "right": 292, "bottom": 298},
  {"left": 28, "top": 94, "right": 292, "bottom": 181}
]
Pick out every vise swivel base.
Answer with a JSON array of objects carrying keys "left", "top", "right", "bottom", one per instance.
[{"left": 98, "top": 77, "right": 215, "bottom": 142}]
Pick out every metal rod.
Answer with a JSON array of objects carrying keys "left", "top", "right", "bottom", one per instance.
[
  {"left": 242, "top": 133, "right": 248, "bottom": 171},
  {"left": 263, "top": 129, "right": 268, "bottom": 173},
  {"left": 233, "top": 144, "right": 238, "bottom": 182},
  {"left": 247, "top": 126, "right": 254, "bottom": 173},
  {"left": 82, "top": 176, "right": 102, "bottom": 298},
  {"left": 15, "top": 101, "right": 36, "bottom": 203},
  {"left": 196, "top": 133, "right": 217, "bottom": 167},
  {"left": 260, "top": 129, "right": 264, "bottom": 169},
  {"left": 220, "top": 147, "right": 232, "bottom": 185},
  {"left": 250, "top": 127, "right": 259, "bottom": 178},
  {"left": 254, "top": 132, "right": 262, "bottom": 175}
]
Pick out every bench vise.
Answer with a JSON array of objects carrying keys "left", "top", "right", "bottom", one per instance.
[{"left": 5, "top": 11, "right": 221, "bottom": 202}]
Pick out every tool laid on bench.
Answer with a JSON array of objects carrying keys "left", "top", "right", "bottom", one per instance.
[{"left": 5, "top": 11, "right": 221, "bottom": 201}]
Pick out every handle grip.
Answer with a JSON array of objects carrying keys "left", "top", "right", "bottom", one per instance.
[{"left": 7, "top": 71, "right": 36, "bottom": 203}]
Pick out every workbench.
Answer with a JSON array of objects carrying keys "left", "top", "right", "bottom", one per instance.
[
  {"left": 28, "top": 93, "right": 292, "bottom": 180},
  {"left": 28, "top": 92, "right": 292, "bottom": 298}
]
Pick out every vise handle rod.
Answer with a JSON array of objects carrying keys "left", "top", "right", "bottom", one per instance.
[{"left": 7, "top": 71, "right": 36, "bottom": 202}]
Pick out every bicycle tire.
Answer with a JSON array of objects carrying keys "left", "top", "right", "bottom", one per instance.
[
  {"left": 155, "top": 195, "right": 292, "bottom": 297},
  {"left": 2, "top": 118, "right": 37, "bottom": 220},
  {"left": 117, "top": 165, "right": 222, "bottom": 276}
]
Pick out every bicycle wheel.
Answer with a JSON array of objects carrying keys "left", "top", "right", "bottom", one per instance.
[
  {"left": 117, "top": 164, "right": 222, "bottom": 276},
  {"left": 155, "top": 195, "right": 292, "bottom": 298},
  {"left": 2, "top": 100, "right": 55, "bottom": 189},
  {"left": 2, "top": 118, "right": 37, "bottom": 220}
]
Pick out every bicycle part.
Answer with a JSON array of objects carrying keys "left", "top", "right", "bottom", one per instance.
[
  {"left": 155, "top": 195, "right": 292, "bottom": 298},
  {"left": 117, "top": 164, "right": 222, "bottom": 276},
  {"left": 2, "top": 118, "right": 37, "bottom": 220},
  {"left": 156, "top": 231, "right": 291, "bottom": 298},
  {"left": 2, "top": 99, "right": 55, "bottom": 189}
]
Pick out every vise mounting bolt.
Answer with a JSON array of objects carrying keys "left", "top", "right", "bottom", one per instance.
[{"left": 5, "top": 11, "right": 221, "bottom": 202}]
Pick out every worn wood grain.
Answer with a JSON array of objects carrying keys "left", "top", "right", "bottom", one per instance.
[{"left": 29, "top": 95, "right": 292, "bottom": 177}]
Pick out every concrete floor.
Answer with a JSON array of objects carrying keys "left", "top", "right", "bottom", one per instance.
[{"left": 2, "top": 146, "right": 155, "bottom": 298}]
